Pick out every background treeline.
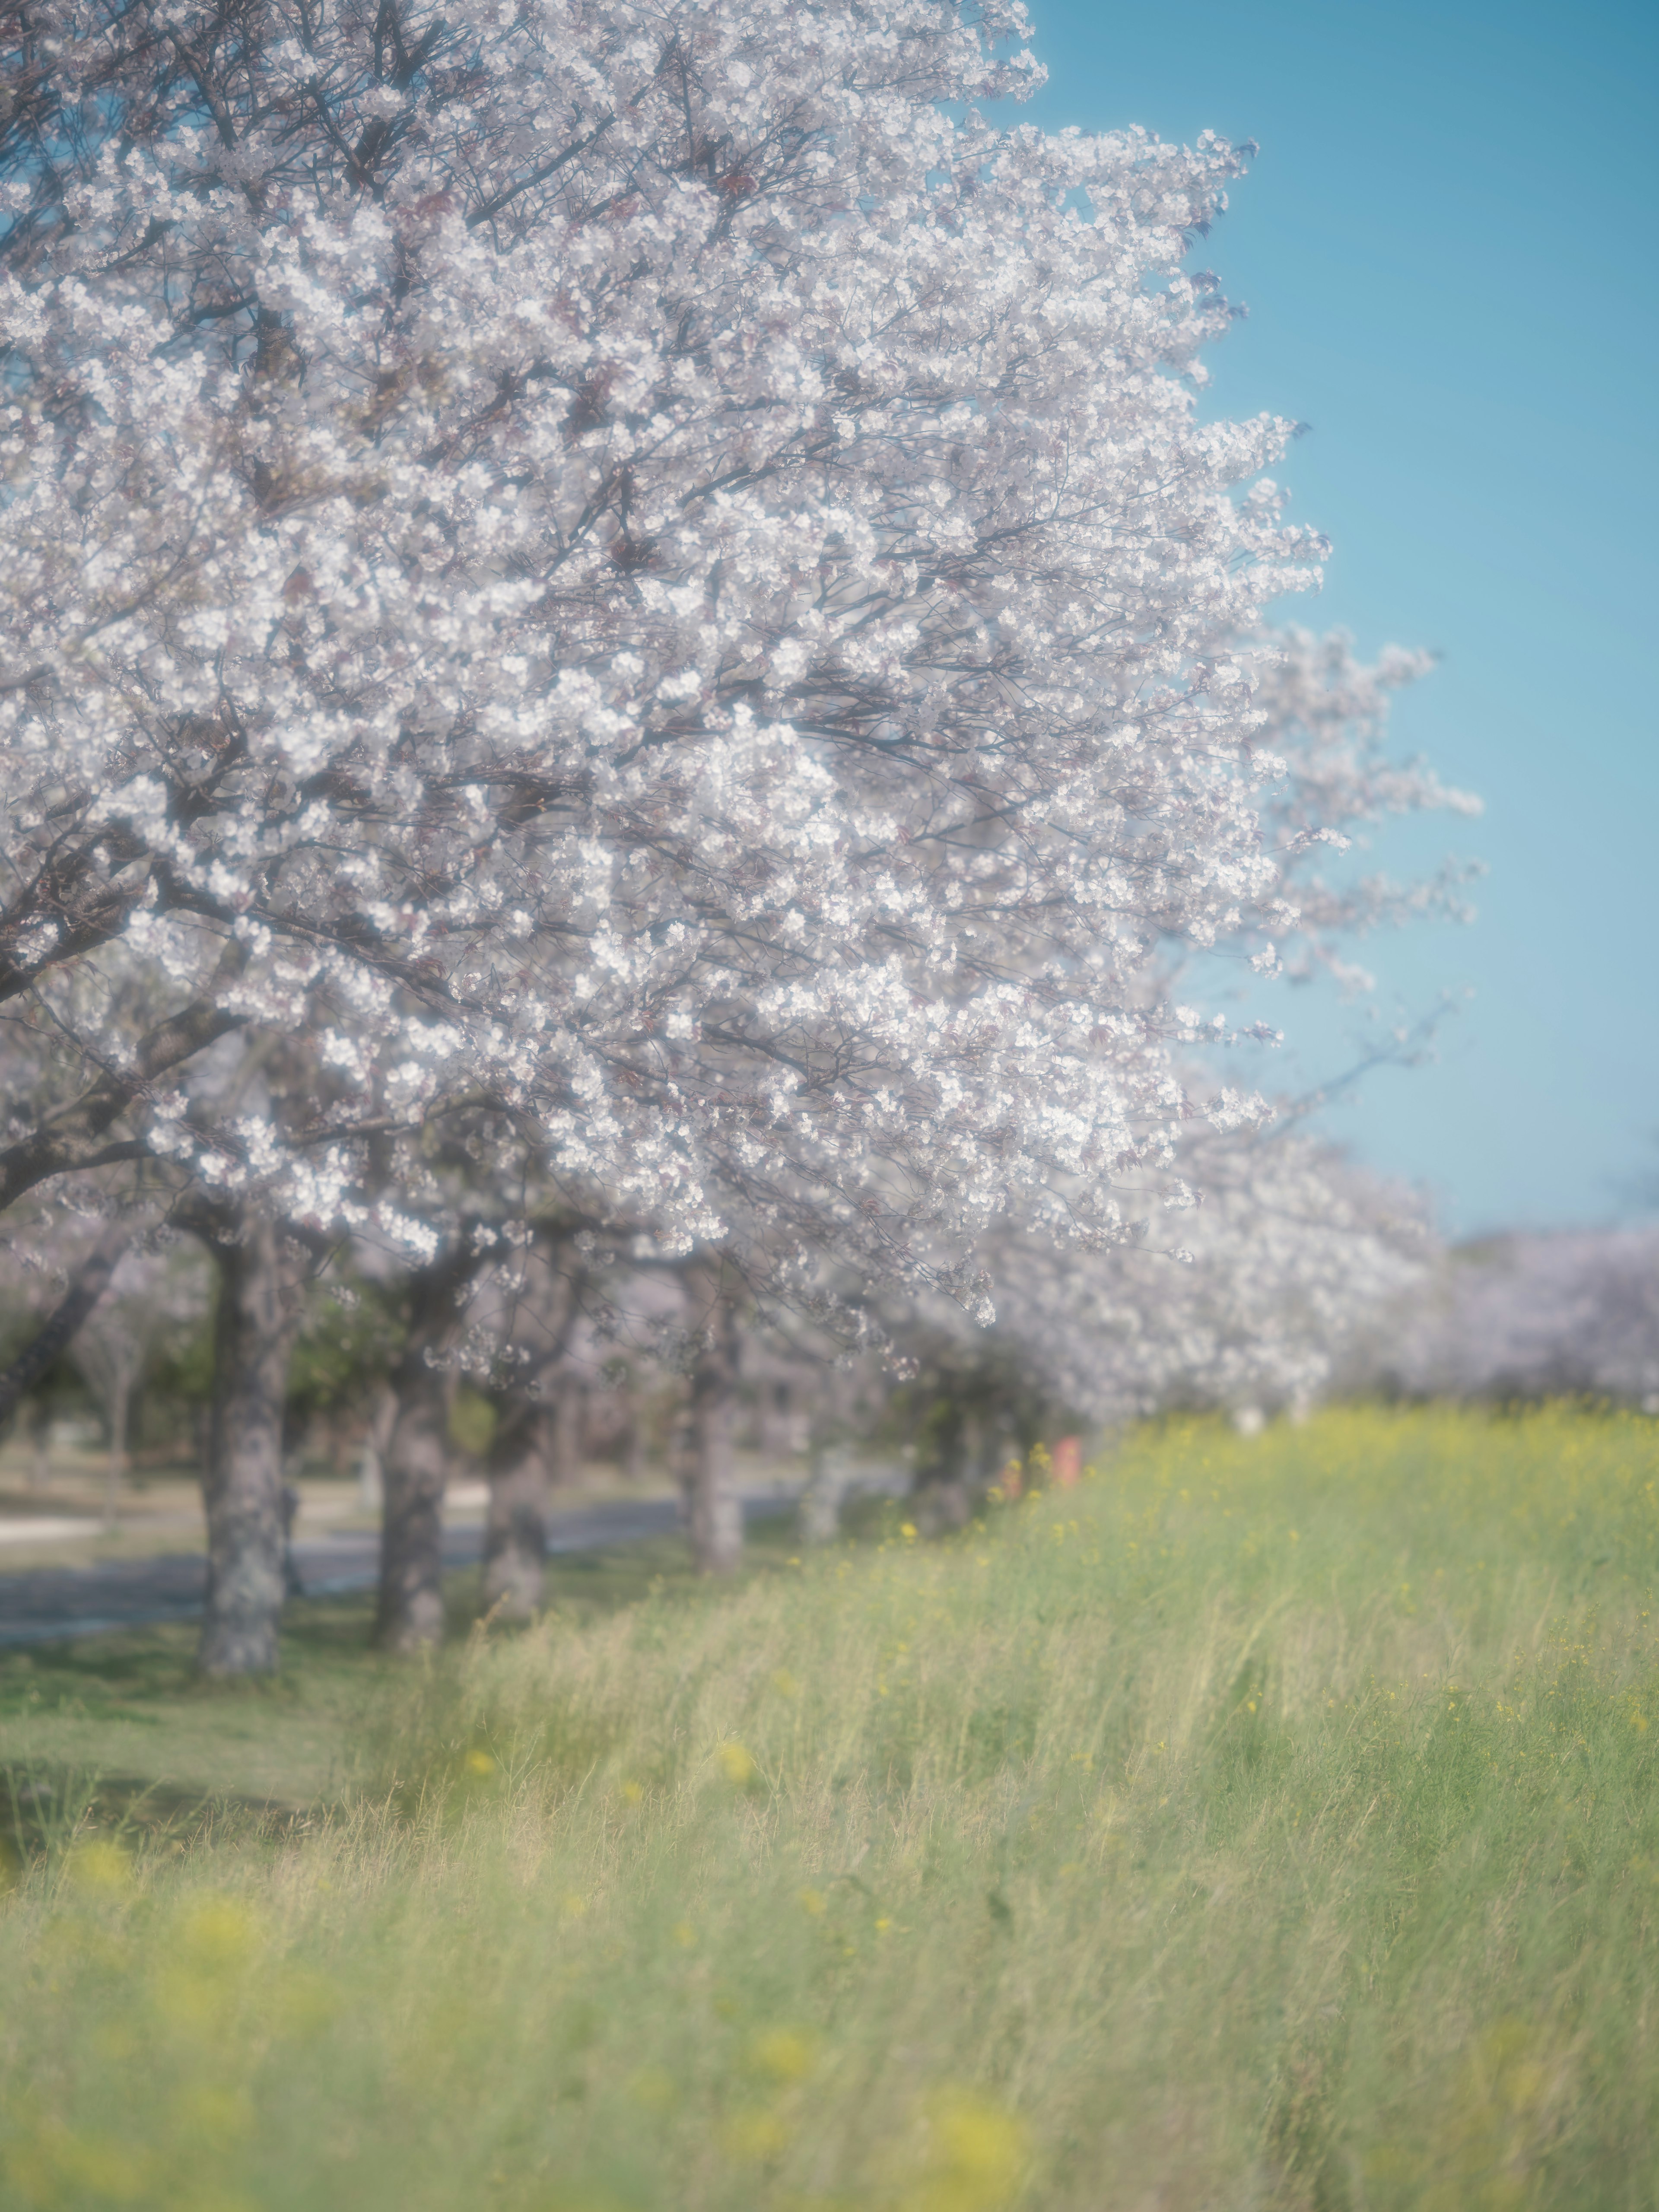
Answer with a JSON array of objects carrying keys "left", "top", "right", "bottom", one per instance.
[{"left": 5, "top": 1206, "right": 1653, "bottom": 1545}]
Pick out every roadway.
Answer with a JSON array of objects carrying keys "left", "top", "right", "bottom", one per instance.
[{"left": 0, "top": 1488, "right": 805, "bottom": 1648}]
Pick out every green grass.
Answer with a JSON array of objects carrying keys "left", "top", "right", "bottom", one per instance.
[
  {"left": 2, "top": 1404, "right": 1657, "bottom": 2210},
  {"left": 0, "top": 1528, "right": 732, "bottom": 1816}
]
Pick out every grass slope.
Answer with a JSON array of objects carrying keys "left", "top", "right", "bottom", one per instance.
[{"left": 1, "top": 1405, "right": 1656, "bottom": 2211}]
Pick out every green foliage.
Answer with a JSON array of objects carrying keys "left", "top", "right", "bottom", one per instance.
[
  {"left": 286, "top": 1282, "right": 405, "bottom": 1427},
  {"left": 878, "top": 1335, "right": 1058, "bottom": 1471},
  {"left": 1, "top": 1406, "right": 1657, "bottom": 2209},
  {"left": 448, "top": 1383, "right": 497, "bottom": 1459},
  {"left": 135, "top": 1312, "right": 215, "bottom": 1455},
  {"left": 122, "top": 1272, "right": 407, "bottom": 1459}
]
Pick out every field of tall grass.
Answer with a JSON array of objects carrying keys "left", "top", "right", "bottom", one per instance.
[{"left": 2, "top": 1404, "right": 1656, "bottom": 2210}]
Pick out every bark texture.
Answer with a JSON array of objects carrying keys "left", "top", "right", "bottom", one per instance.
[
  {"left": 375, "top": 1359, "right": 451, "bottom": 1651},
  {"left": 481, "top": 1398, "right": 549, "bottom": 1619},
  {"left": 198, "top": 1214, "right": 305, "bottom": 1676},
  {"left": 375, "top": 1254, "right": 476, "bottom": 1653},
  {"left": 480, "top": 1252, "right": 583, "bottom": 1618},
  {"left": 682, "top": 1257, "right": 742, "bottom": 1573},
  {"left": 378, "top": 1247, "right": 504, "bottom": 1646}
]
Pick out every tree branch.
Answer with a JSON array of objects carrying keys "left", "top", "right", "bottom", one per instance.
[
  {"left": 0, "top": 1220, "right": 130, "bottom": 1428},
  {"left": 0, "top": 972, "right": 244, "bottom": 1217},
  {"left": 465, "top": 116, "right": 614, "bottom": 228}
]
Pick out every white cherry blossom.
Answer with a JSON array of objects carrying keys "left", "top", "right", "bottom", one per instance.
[{"left": 0, "top": 0, "right": 1470, "bottom": 1294}]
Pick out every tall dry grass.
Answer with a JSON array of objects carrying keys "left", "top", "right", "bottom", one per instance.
[{"left": 2, "top": 1404, "right": 1656, "bottom": 2209}]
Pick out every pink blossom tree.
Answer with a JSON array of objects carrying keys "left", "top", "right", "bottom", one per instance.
[
  {"left": 1397, "top": 1229, "right": 1659, "bottom": 1407},
  {"left": 1, "top": 0, "right": 1476, "bottom": 1656},
  {"left": 982, "top": 1129, "right": 1433, "bottom": 1439}
]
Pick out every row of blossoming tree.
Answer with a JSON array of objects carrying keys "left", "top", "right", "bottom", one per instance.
[{"left": 0, "top": 0, "right": 1476, "bottom": 1669}]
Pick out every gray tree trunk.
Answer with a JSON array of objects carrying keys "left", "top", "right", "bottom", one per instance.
[
  {"left": 758, "top": 1378, "right": 796, "bottom": 1461},
  {"left": 198, "top": 1215, "right": 304, "bottom": 1676},
  {"left": 101, "top": 1371, "right": 131, "bottom": 1531},
  {"left": 26, "top": 1400, "right": 51, "bottom": 1491},
  {"left": 374, "top": 1363, "right": 451, "bottom": 1651},
  {"left": 800, "top": 1429, "right": 851, "bottom": 1546},
  {"left": 550, "top": 1376, "right": 584, "bottom": 1492},
  {"left": 682, "top": 1257, "right": 742, "bottom": 1573},
  {"left": 481, "top": 1398, "right": 549, "bottom": 1620},
  {"left": 480, "top": 1244, "right": 584, "bottom": 1621},
  {"left": 374, "top": 1258, "right": 474, "bottom": 1652},
  {"left": 375, "top": 1243, "right": 502, "bottom": 1652},
  {"left": 357, "top": 1383, "right": 395, "bottom": 1512}
]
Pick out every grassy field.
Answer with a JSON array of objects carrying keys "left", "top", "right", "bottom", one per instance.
[{"left": 1, "top": 1404, "right": 1656, "bottom": 2211}]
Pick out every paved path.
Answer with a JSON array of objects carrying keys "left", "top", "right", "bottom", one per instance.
[{"left": 0, "top": 1489, "right": 803, "bottom": 1649}]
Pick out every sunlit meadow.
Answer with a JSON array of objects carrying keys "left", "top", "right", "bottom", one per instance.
[{"left": 2, "top": 1404, "right": 1657, "bottom": 2210}]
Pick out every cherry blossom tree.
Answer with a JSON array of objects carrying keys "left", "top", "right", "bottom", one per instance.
[
  {"left": 1, "top": 0, "right": 1480, "bottom": 1653},
  {"left": 860, "top": 1125, "right": 1429, "bottom": 1527},
  {"left": 1232, "top": 627, "right": 1480, "bottom": 998},
  {"left": 981, "top": 1128, "right": 1433, "bottom": 1437},
  {"left": 0, "top": 0, "right": 1364, "bottom": 1246},
  {"left": 1396, "top": 1229, "right": 1659, "bottom": 1408}
]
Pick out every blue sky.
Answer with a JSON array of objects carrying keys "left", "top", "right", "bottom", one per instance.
[{"left": 1012, "top": 0, "right": 1658, "bottom": 1235}]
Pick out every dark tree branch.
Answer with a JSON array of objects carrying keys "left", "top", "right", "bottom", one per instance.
[
  {"left": 0, "top": 1220, "right": 130, "bottom": 1427},
  {"left": 0, "top": 969, "right": 244, "bottom": 1217},
  {"left": 465, "top": 115, "right": 614, "bottom": 228}
]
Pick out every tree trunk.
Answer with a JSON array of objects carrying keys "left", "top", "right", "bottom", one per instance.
[
  {"left": 481, "top": 1398, "right": 549, "bottom": 1620},
  {"left": 759, "top": 1378, "right": 798, "bottom": 1462},
  {"left": 682, "top": 1257, "right": 742, "bottom": 1573},
  {"left": 621, "top": 1406, "right": 646, "bottom": 1482},
  {"left": 374, "top": 1255, "right": 476, "bottom": 1653},
  {"left": 550, "top": 1376, "right": 584, "bottom": 1492},
  {"left": 913, "top": 1398, "right": 970, "bottom": 1535},
  {"left": 479, "top": 1243, "right": 585, "bottom": 1622},
  {"left": 357, "top": 1383, "right": 395, "bottom": 1512},
  {"left": 198, "top": 1215, "right": 304, "bottom": 1677},
  {"left": 102, "top": 1370, "right": 131, "bottom": 1531},
  {"left": 799, "top": 1430, "right": 850, "bottom": 1545},
  {"left": 480, "top": 1371, "right": 583, "bottom": 1618},
  {"left": 801, "top": 1366, "right": 862, "bottom": 1544},
  {"left": 26, "top": 1400, "right": 51, "bottom": 1491},
  {"left": 374, "top": 1357, "right": 452, "bottom": 1653}
]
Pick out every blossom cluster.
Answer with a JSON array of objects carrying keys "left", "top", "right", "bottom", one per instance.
[
  {"left": 0, "top": 0, "right": 1472, "bottom": 1300},
  {"left": 938, "top": 1130, "right": 1434, "bottom": 1426}
]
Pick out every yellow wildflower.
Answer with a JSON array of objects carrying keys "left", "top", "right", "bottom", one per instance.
[{"left": 716, "top": 1741, "right": 756, "bottom": 1786}]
